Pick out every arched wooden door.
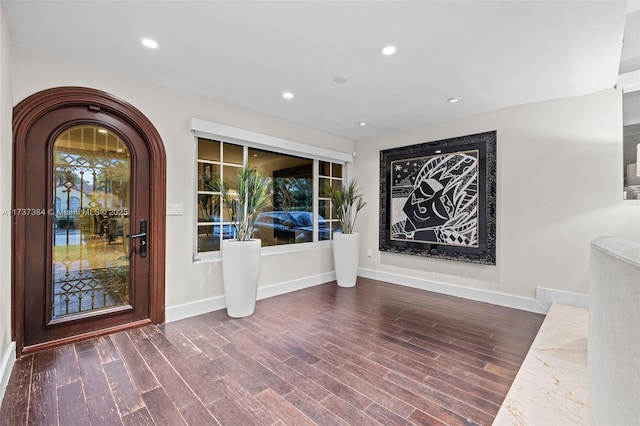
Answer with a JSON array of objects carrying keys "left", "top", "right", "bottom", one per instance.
[{"left": 13, "top": 87, "right": 166, "bottom": 356}]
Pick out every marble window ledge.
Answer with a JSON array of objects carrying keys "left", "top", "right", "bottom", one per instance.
[{"left": 494, "top": 304, "right": 593, "bottom": 425}]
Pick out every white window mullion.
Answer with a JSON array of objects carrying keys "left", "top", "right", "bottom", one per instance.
[
  {"left": 193, "top": 134, "right": 199, "bottom": 257},
  {"left": 312, "top": 159, "right": 319, "bottom": 242}
]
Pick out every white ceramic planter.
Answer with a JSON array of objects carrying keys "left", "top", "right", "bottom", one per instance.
[
  {"left": 221, "top": 238, "right": 261, "bottom": 317},
  {"left": 333, "top": 232, "right": 360, "bottom": 287}
]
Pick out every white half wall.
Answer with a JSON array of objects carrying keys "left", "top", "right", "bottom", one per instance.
[{"left": 353, "top": 89, "right": 639, "bottom": 303}]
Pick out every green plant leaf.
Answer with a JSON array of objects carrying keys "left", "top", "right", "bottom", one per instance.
[
  {"left": 326, "top": 178, "right": 366, "bottom": 234},
  {"left": 214, "top": 166, "right": 272, "bottom": 241}
]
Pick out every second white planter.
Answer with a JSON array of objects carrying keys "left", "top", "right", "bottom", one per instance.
[
  {"left": 332, "top": 232, "right": 360, "bottom": 287},
  {"left": 221, "top": 238, "right": 261, "bottom": 318}
]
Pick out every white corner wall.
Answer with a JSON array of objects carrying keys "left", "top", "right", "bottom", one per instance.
[
  {"left": 0, "top": 3, "right": 15, "bottom": 404},
  {"left": 354, "top": 89, "right": 639, "bottom": 312},
  {"left": 10, "top": 45, "right": 354, "bottom": 321},
  {"left": 589, "top": 237, "right": 640, "bottom": 425}
]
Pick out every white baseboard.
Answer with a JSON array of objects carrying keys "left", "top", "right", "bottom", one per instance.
[
  {"left": 165, "top": 272, "right": 335, "bottom": 323},
  {"left": 535, "top": 287, "right": 589, "bottom": 312},
  {"left": 165, "top": 268, "right": 589, "bottom": 323},
  {"left": 257, "top": 272, "right": 335, "bottom": 301},
  {"left": 359, "top": 268, "right": 592, "bottom": 314},
  {"left": 0, "top": 342, "right": 16, "bottom": 405},
  {"left": 358, "top": 268, "right": 547, "bottom": 314},
  {"left": 165, "top": 295, "right": 226, "bottom": 323}
]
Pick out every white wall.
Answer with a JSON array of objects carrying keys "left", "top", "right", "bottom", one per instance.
[
  {"left": 353, "top": 89, "right": 639, "bottom": 311},
  {"left": 11, "top": 45, "right": 354, "bottom": 320},
  {"left": 0, "top": 3, "right": 15, "bottom": 404}
]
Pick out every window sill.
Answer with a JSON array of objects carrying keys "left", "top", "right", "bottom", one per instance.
[{"left": 192, "top": 240, "right": 334, "bottom": 264}]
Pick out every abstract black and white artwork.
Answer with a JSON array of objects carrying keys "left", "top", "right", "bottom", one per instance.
[{"left": 380, "top": 131, "right": 496, "bottom": 265}]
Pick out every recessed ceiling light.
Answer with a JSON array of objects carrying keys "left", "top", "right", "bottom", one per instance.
[
  {"left": 282, "top": 92, "right": 294, "bottom": 100},
  {"left": 381, "top": 45, "right": 397, "bottom": 55},
  {"left": 142, "top": 38, "right": 158, "bottom": 49},
  {"left": 359, "top": 122, "right": 367, "bottom": 126},
  {"left": 447, "top": 97, "right": 461, "bottom": 103},
  {"left": 98, "top": 129, "right": 107, "bottom": 134}
]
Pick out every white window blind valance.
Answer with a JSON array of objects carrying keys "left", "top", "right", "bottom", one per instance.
[{"left": 191, "top": 118, "right": 353, "bottom": 164}]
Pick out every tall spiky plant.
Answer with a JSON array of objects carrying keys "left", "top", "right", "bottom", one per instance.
[
  {"left": 215, "top": 166, "right": 272, "bottom": 241},
  {"left": 328, "top": 179, "right": 366, "bottom": 234}
]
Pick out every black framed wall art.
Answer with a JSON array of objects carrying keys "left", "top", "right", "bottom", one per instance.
[{"left": 379, "top": 131, "right": 496, "bottom": 265}]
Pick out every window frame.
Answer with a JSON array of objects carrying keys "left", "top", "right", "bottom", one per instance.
[
  {"left": 191, "top": 119, "right": 353, "bottom": 261},
  {"left": 196, "top": 139, "right": 245, "bottom": 254}
]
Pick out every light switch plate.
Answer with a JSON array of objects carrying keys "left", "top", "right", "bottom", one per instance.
[{"left": 167, "top": 203, "right": 183, "bottom": 216}]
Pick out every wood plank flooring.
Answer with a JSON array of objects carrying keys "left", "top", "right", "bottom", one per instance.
[{"left": 0, "top": 278, "right": 544, "bottom": 425}]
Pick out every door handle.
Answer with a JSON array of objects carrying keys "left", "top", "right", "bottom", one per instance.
[{"left": 128, "top": 219, "right": 147, "bottom": 257}]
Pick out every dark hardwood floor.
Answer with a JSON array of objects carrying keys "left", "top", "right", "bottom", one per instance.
[{"left": 1, "top": 278, "right": 544, "bottom": 425}]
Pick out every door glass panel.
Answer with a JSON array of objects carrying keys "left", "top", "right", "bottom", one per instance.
[{"left": 52, "top": 126, "right": 131, "bottom": 321}]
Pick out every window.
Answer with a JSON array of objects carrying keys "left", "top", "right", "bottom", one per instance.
[
  {"left": 318, "top": 161, "right": 343, "bottom": 240},
  {"left": 196, "top": 137, "right": 345, "bottom": 254},
  {"left": 623, "top": 90, "right": 640, "bottom": 199},
  {"left": 196, "top": 139, "right": 243, "bottom": 253},
  {"left": 249, "top": 147, "right": 314, "bottom": 247}
]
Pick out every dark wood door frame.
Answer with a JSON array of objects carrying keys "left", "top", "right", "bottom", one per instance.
[{"left": 12, "top": 87, "right": 166, "bottom": 357}]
